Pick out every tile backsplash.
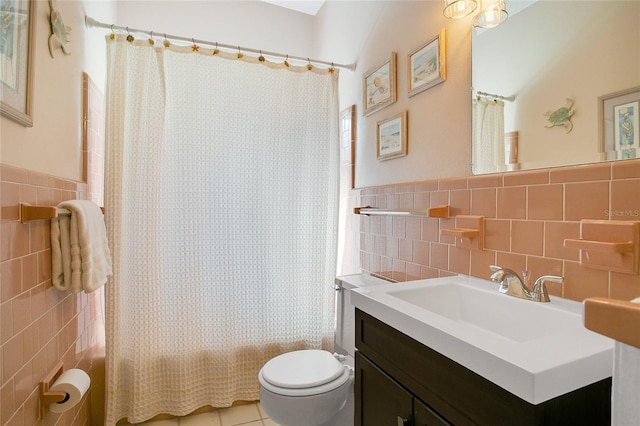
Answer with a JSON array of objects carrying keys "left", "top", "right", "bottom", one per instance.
[{"left": 357, "top": 159, "right": 640, "bottom": 302}]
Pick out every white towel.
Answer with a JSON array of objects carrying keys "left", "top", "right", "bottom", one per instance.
[
  {"left": 51, "top": 200, "right": 112, "bottom": 293},
  {"left": 612, "top": 297, "right": 640, "bottom": 426}
]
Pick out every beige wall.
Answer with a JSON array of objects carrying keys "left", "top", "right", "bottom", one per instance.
[
  {"left": 1, "top": 0, "right": 114, "bottom": 181},
  {"left": 318, "top": 1, "right": 473, "bottom": 188}
]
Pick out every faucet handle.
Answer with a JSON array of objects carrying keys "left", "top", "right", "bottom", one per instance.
[{"left": 530, "top": 275, "right": 564, "bottom": 302}]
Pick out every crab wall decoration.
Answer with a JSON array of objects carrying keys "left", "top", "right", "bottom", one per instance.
[
  {"left": 544, "top": 98, "right": 574, "bottom": 133},
  {"left": 48, "top": 0, "right": 71, "bottom": 57}
]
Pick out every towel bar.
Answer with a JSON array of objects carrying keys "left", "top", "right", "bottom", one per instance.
[
  {"left": 19, "top": 203, "right": 105, "bottom": 223},
  {"left": 354, "top": 205, "right": 450, "bottom": 218}
]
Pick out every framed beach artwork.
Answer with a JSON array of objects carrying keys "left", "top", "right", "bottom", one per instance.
[
  {"left": 614, "top": 100, "right": 639, "bottom": 159},
  {"left": 377, "top": 111, "right": 407, "bottom": 161},
  {"left": 363, "top": 52, "right": 397, "bottom": 116},
  {"left": 0, "top": 0, "right": 35, "bottom": 127},
  {"left": 599, "top": 86, "right": 640, "bottom": 160},
  {"left": 408, "top": 29, "right": 446, "bottom": 97}
]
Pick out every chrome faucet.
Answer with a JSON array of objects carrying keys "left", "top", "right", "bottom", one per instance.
[{"left": 489, "top": 265, "right": 564, "bottom": 302}]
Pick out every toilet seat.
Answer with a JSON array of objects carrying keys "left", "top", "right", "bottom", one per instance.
[{"left": 259, "top": 350, "right": 352, "bottom": 397}]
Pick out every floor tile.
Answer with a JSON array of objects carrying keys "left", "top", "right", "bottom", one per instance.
[
  {"left": 179, "top": 411, "right": 221, "bottom": 425},
  {"left": 219, "top": 403, "right": 262, "bottom": 425},
  {"left": 262, "top": 418, "right": 281, "bottom": 426},
  {"left": 136, "top": 420, "right": 179, "bottom": 426},
  {"left": 256, "top": 403, "right": 266, "bottom": 419}
]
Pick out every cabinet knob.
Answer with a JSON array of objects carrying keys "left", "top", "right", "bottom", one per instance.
[{"left": 397, "top": 416, "right": 410, "bottom": 426}]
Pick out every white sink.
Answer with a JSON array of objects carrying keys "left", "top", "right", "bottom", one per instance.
[{"left": 351, "top": 275, "right": 613, "bottom": 405}]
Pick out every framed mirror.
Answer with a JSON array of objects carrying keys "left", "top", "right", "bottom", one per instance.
[{"left": 471, "top": 1, "right": 640, "bottom": 174}]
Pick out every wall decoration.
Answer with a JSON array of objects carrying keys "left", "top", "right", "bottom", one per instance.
[
  {"left": 0, "top": 0, "right": 35, "bottom": 126},
  {"left": 408, "top": 29, "right": 446, "bottom": 97},
  {"left": 340, "top": 105, "right": 356, "bottom": 188},
  {"left": 544, "top": 98, "right": 574, "bottom": 133},
  {"left": 377, "top": 111, "right": 407, "bottom": 161},
  {"left": 48, "top": 0, "right": 71, "bottom": 57},
  {"left": 613, "top": 100, "right": 639, "bottom": 159},
  {"left": 363, "top": 52, "right": 396, "bottom": 116},
  {"left": 600, "top": 87, "right": 640, "bottom": 160}
]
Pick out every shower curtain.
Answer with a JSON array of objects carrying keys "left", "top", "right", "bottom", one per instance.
[
  {"left": 103, "top": 35, "right": 339, "bottom": 425},
  {"left": 472, "top": 98, "right": 505, "bottom": 174}
]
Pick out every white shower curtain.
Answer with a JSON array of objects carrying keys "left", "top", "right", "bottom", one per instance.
[
  {"left": 103, "top": 35, "right": 340, "bottom": 425},
  {"left": 472, "top": 98, "right": 505, "bottom": 174}
]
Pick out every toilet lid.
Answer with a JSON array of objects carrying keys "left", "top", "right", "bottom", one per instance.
[{"left": 261, "top": 350, "right": 344, "bottom": 389}]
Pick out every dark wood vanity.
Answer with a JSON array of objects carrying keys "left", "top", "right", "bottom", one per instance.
[{"left": 354, "top": 309, "right": 611, "bottom": 426}]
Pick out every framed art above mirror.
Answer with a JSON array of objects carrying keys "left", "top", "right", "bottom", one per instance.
[{"left": 471, "top": 0, "right": 640, "bottom": 174}]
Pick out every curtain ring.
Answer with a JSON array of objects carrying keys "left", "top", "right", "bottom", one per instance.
[
  {"left": 284, "top": 54, "right": 289, "bottom": 67},
  {"left": 163, "top": 33, "right": 170, "bottom": 48},
  {"left": 213, "top": 42, "right": 219, "bottom": 55},
  {"left": 192, "top": 38, "right": 199, "bottom": 52},
  {"left": 259, "top": 49, "right": 265, "bottom": 62},
  {"left": 307, "top": 58, "right": 313, "bottom": 71},
  {"left": 237, "top": 46, "right": 243, "bottom": 59},
  {"left": 126, "top": 27, "right": 134, "bottom": 42},
  {"left": 109, "top": 24, "right": 115, "bottom": 40},
  {"left": 148, "top": 30, "right": 155, "bottom": 45}
]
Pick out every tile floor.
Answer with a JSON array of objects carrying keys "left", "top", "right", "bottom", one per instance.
[{"left": 134, "top": 402, "right": 281, "bottom": 426}]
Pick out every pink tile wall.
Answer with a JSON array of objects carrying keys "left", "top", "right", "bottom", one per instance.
[
  {"left": 0, "top": 165, "right": 105, "bottom": 426},
  {"left": 358, "top": 159, "right": 640, "bottom": 302}
]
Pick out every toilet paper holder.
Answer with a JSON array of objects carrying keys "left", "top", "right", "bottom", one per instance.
[{"left": 40, "top": 361, "right": 68, "bottom": 413}]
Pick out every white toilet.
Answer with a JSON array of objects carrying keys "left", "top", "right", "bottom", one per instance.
[{"left": 258, "top": 274, "right": 389, "bottom": 426}]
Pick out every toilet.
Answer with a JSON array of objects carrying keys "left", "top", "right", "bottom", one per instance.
[{"left": 258, "top": 274, "right": 389, "bottom": 426}]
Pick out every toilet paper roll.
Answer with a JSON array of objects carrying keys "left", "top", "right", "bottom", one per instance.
[{"left": 48, "top": 369, "right": 91, "bottom": 413}]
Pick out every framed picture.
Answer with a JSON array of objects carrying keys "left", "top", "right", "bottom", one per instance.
[
  {"left": 339, "top": 105, "right": 356, "bottom": 188},
  {"left": 363, "top": 52, "right": 396, "bottom": 116},
  {"left": 614, "top": 101, "right": 639, "bottom": 159},
  {"left": 1, "top": 0, "right": 35, "bottom": 127},
  {"left": 599, "top": 86, "right": 640, "bottom": 160},
  {"left": 377, "top": 111, "right": 407, "bottom": 161},
  {"left": 408, "top": 29, "right": 446, "bottom": 97}
]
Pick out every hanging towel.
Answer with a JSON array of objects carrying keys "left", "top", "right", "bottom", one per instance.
[{"left": 51, "top": 200, "right": 112, "bottom": 293}]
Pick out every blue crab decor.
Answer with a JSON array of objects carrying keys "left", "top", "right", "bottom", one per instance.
[
  {"left": 48, "top": 0, "right": 71, "bottom": 57},
  {"left": 544, "top": 98, "right": 575, "bottom": 133}
]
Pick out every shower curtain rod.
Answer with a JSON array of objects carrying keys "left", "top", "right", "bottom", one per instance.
[
  {"left": 84, "top": 16, "right": 356, "bottom": 71},
  {"left": 476, "top": 90, "right": 515, "bottom": 102}
]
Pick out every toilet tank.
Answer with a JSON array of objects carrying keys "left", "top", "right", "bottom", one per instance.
[{"left": 334, "top": 274, "right": 391, "bottom": 357}]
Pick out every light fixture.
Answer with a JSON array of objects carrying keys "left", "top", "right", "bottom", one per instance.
[
  {"left": 473, "top": 0, "right": 508, "bottom": 28},
  {"left": 443, "top": 0, "right": 478, "bottom": 19}
]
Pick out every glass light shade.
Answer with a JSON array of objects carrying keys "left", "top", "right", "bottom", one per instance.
[
  {"left": 473, "top": 0, "right": 508, "bottom": 28},
  {"left": 443, "top": 0, "right": 478, "bottom": 19}
]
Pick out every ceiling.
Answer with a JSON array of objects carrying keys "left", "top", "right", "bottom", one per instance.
[{"left": 261, "top": 0, "right": 326, "bottom": 16}]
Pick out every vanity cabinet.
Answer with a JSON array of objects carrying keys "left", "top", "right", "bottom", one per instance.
[
  {"left": 354, "top": 309, "right": 611, "bottom": 426},
  {"left": 355, "top": 351, "right": 449, "bottom": 425}
]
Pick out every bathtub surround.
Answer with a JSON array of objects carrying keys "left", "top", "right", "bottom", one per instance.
[{"left": 357, "top": 158, "right": 640, "bottom": 302}]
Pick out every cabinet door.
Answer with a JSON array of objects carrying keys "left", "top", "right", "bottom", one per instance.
[
  {"left": 355, "top": 351, "right": 413, "bottom": 426},
  {"left": 414, "top": 397, "right": 451, "bottom": 426}
]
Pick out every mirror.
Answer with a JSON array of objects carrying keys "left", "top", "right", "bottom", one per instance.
[{"left": 471, "top": 1, "right": 640, "bottom": 174}]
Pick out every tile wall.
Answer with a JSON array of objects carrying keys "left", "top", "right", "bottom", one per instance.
[
  {"left": 0, "top": 165, "right": 104, "bottom": 426},
  {"left": 358, "top": 159, "right": 640, "bottom": 302},
  {"left": 0, "top": 75, "right": 106, "bottom": 426}
]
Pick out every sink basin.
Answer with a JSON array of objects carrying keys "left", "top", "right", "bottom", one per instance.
[
  {"left": 387, "top": 282, "right": 572, "bottom": 343},
  {"left": 351, "top": 275, "right": 613, "bottom": 405}
]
